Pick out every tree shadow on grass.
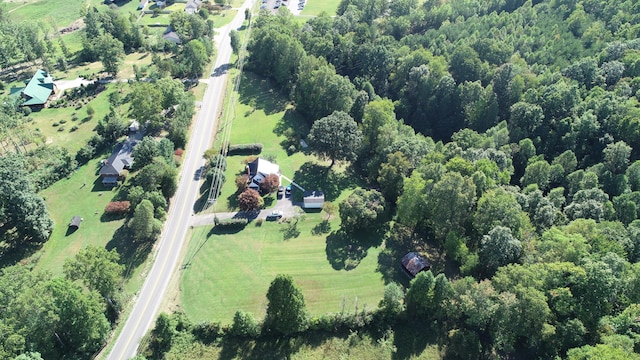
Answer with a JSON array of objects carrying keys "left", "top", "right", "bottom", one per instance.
[
  {"left": 237, "top": 71, "right": 289, "bottom": 115},
  {"left": 0, "top": 229, "right": 42, "bottom": 268},
  {"left": 377, "top": 223, "right": 455, "bottom": 285},
  {"left": 219, "top": 336, "right": 298, "bottom": 360},
  {"left": 273, "top": 109, "right": 311, "bottom": 153},
  {"left": 311, "top": 219, "right": 331, "bottom": 235},
  {"left": 325, "top": 228, "right": 384, "bottom": 271},
  {"left": 392, "top": 319, "right": 440, "bottom": 360},
  {"left": 219, "top": 332, "right": 345, "bottom": 360},
  {"left": 106, "top": 223, "right": 153, "bottom": 280},
  {"left": 377, "top": 224, "right": 426, "bottom": 286},
  {"left": 293, "top": 162, "right": 357, "bottom": 202}
]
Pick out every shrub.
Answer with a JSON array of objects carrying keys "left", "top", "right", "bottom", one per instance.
[
  {"left": 52, "top": 122, "right": 59, "bottom": 127},
  {"left": 60, "top": 119, "right": 67, "bottom": 124},
  {"left": 214, "top": 217, "right": 248, "bottom": 229},
  {"left": 235, "top": 174, "right": 249, "bottom": 192},
  {"left": 192, "top": 321, "right": 224, "bottom": 344},
  {"left": 58, "top": 126, "right": 65, "bottom": 132},
  {"left": 227, "top": 143, "right": 263, "bottom": 155},
  {"left": 207, "top": 167, "right": 226, "bottom": 186},
  {"left": 174, "top": 148, "right": 184, "bottom": 156},
  {"left": 230, "top": 310, "right": 261, "bottom": 338},
  {"left": 105, "top": 201, "right": 131, "bottom": 215},
  {"left": 70, "top": 125, "right": 79, "bottom": 132},
  {"left": 76, "top": 144, "right": 96, "bottom": 164},
  {"left": 209, "top": 153, "right": 227, "bottom": 171}
]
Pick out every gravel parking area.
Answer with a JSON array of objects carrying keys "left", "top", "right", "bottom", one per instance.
[{"left": 260, "top": 0, "right": 305, "bottom": 15}]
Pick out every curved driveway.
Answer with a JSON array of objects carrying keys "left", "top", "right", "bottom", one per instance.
[{"left": 106, "top": 2, "right": 255, "bottom": 359}]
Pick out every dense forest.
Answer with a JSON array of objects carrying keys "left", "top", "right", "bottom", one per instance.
[{"left": 183, "top": 0, "right": 640, "bottom": 358}]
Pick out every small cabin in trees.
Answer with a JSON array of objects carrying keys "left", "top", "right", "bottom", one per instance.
[
  {"left": 401, "top": 252, "right": 431, "bottom": 278},
  {"left": 246, "top": 157, "right": 280, "bottom": 191}
]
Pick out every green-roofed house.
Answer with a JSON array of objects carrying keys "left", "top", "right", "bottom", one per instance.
[{"left": 19, "top": 69, "right": 57, "bottom": 107}]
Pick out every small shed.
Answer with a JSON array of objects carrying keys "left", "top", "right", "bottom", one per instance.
[
  {"left": 400, "top": 252, "right": 431, "bottom": 278},
  {"left": 129, "top": 120, "right": 140, "bottom": 133},
  {"left": 69, "top": 216, "right": 83, "bottom": 228},
  {"left": 303, "top": 190, "right": 324, "bottom": 209}
]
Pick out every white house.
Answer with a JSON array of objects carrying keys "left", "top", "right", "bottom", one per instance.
[{"left": 246, "top": 157, "right": 280, "bottom": 190}]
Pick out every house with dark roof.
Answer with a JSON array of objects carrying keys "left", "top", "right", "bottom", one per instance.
[
  {"left": 185, "top": 0, "right": 202, "bottom": 14},
  {"left": 303, "top": 190, "right": 324, "bottom": 209},
  {"left": 100, "top": 136, "right": 140, "bottom": 186},
  {"left": 17, "top": 69, "right": 57, "bottom": 107},
  {"left": 162, "top": 26, "right": 182, "bottom": 44},
  {"left": 246, "top": 157, "right": 280, "bottom": 191},
  {"left": 400, "top": 252, "right": 431, "bottom": 278}
]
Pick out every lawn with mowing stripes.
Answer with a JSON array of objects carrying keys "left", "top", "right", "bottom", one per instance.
[{"left": 181, "top": 215, "right": 385, "bottom": 324}]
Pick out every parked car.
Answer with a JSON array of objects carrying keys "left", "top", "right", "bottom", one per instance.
[
  {"left": 285, "top": 184, "right": 292, "bottom": 195},
  {"left": 266, "top": 210, "right": 283, "bottom": 220},
  {"left": 278, "top": 186, "right": 285, "bottom": 197}
]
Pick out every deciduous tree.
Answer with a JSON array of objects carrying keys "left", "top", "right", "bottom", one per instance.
[
  {"left": 237, "top": 189, "right": 263, "bottom": 212},
  {"left": 265, "top": 274, "right": 308, "bottom": 335},
  {"left": 308, "top": 111, "right": 362, "bottom": 168}
]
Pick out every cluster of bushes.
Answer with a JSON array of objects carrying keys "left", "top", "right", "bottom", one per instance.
[
  {"left": 227, "top": 143, "right": 263, "bottom": 155},
  {"left": 104, "top": 201, "right": 131, "bottom": 215},
  {"left": 213, "top": 217, "right": 248, "bottom": 229}
]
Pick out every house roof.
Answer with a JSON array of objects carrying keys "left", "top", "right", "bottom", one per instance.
[
  {"left": 185, "top": 0, "right": 202, "bottom": 13},
  {"left": 69, "top": 216, "right": 83, "bottom": 228},
  {"left": 99, "top": 137, "right": 138, "bottom": 177},
  {"left": 162, "top": 26, "right": 182, "bottom": 44},
  {"left": 303, "top": 190, "right": 325, "bottom": 203},
  {"left": 247, "top": 157, "right": 280, "bottom": 179},
  {"left": 400, "top": 252, "right": 431, "bottom": 277},
  {"left": 22, "top": 69, "right": 55, "bottom": 106}
]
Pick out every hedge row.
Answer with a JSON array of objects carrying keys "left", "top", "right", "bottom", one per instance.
[
  {"left": 214, "top": 217, "right": 248, "bottom": 229},
  {"left": 227, "top": 143, "right": 263, "bottom": 155}
]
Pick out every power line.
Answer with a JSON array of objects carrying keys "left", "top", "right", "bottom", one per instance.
[{"left": 202, "top": 8, "right": 255, "bottom": 211}]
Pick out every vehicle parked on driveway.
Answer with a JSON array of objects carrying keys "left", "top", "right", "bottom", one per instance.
[
  {"left": 278, "top": 186, "right": 285, "bottom": 197},
  {"left": 266, "top": 210, "right": 283, "bottom": 220},
  {"left": 286, "top": 184, "right": 292, "bottom": 195}
]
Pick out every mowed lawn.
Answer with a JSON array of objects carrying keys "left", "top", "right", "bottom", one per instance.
[
  {"left": 28, "top": 83, "right": 116, "bottom": 154},
  {"left": 35, "top": 161, "right": 126, "bottom": 275},
  {"left": 6, "top": 0, "right": 97, "bottom": 28},
  {"left": 301, "top": 0, "right": 341, "bottom": 16},
  {"left": 207, "top": 71, "right": 312, "bottom": 212},
  {"left": 181, "top": 215, "right": 385, "bottom": 324}
]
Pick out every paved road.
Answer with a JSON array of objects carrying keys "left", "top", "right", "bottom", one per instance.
[
  {"left": 106, "top": 2, "right": 254, "bottom": 359},
  {"left": 190, "top": 192, "right": 302, "bottom": 227}
]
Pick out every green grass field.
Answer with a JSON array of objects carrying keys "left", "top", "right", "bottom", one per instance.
[
  {"left": 35, "top": 161, "right": 126, "bottom": 275},
  {"left": 300, "top": 0, "right": 341, "bottom": 16},
  {"left": 5, "top": 0, "right": 96, "bottom": 28},
  {"left": 27, "top": 83, "right": 116, "bottom": 154},
  {"left": 180, "top": 214, "right": 386, "bottom": 324}
]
